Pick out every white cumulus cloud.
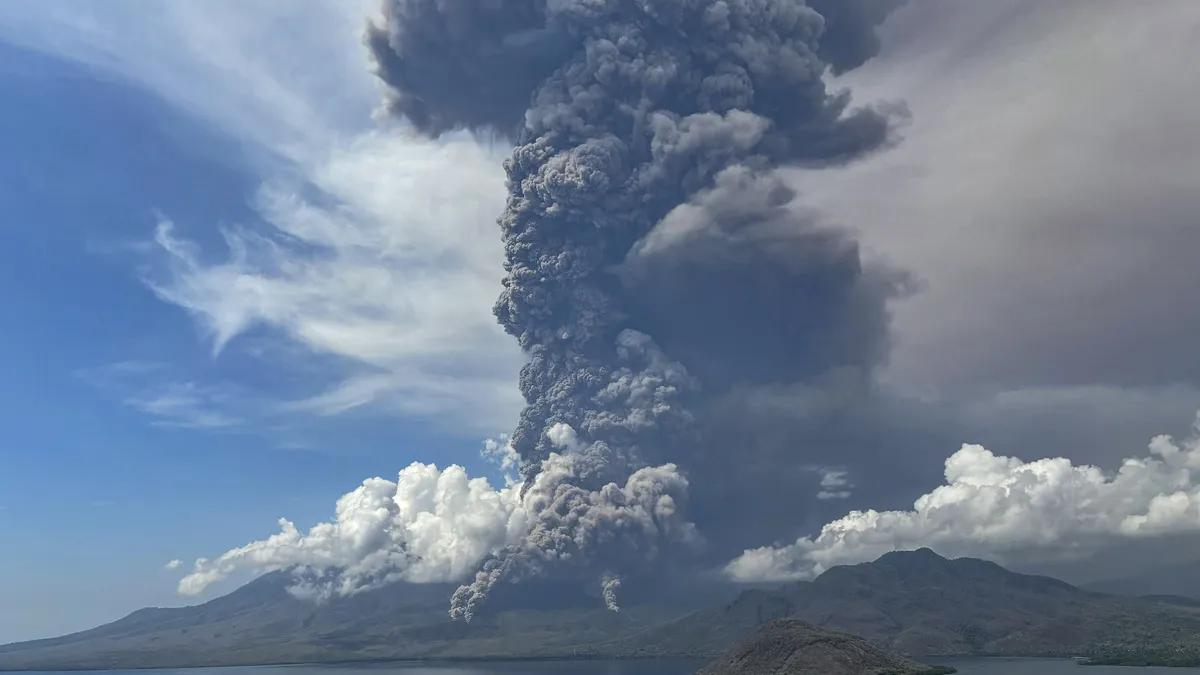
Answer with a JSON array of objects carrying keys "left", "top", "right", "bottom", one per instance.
[
  {"left": 177, "top": 459, "right": 527, "bottom": 596},
  {"left": 727, "top": 412, "right": 1200, "bottom": 583},
  {"left": 176, "top": 439, "right": 699, "bottom": 602}
]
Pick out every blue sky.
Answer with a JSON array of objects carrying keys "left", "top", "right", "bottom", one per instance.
[
  {"left": 0, "top": 1, "right": 523, "bottom": 643},
  {"left": 3, "top": 0, "right": 1200, "bottom": 647}
]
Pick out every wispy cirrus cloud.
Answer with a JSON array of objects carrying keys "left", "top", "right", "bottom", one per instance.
[
  {"left": 4, "top": 0, "right": 525, "bottom": 437},
  {"left": 123, "top": 382, "right": 244, "bottom": 431},
  {"left": 140, "top": 127, "right": 523, "bottom": 435},
  {"left": 77, "top": 361, "right": 250, "bottom": 431}
]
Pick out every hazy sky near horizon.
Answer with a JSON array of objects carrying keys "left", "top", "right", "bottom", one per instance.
[{"left": 1, "top": 0, "right": 1199, "bottom": 645}]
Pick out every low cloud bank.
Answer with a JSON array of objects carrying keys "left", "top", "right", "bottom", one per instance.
[
  {"left": 727, "top": 413, "right": 1200, "bottom": 582},
  {"left": 180, "top": 412, "right": 1200, "bottom": 599}
]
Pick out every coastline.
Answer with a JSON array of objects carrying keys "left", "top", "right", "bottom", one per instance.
[{"left": 0, "top": 654, "right": 712, "bottom": 673}]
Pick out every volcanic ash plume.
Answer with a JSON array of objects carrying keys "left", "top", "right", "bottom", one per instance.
[
  {"left": 601, "top": 574, "right": 622, "bottom": 612},
  {"left": 367, "top": 0, "right": 909, "bottom": 620}
]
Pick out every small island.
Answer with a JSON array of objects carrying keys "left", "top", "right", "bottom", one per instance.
[
  {"left": 697, "top": 618, "right": 956, "bottom": 675},
  {"left": 1080, "top": 642, "right": 1200, "bottom": 667}
]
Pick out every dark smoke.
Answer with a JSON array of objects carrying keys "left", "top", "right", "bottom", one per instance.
[
  {"left": 368, "top": 0, "right": 911, "bottom": 620},
  {"left": 808, "top": 0, "right": 909, "bottom": 74}
]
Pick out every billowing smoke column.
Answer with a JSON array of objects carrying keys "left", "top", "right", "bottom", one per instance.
[
  {"left": 367, "top": 0, "right": 909, "bottom": 620},
  {"left": 601, "top": 573, "right": 622, "bottom": 612}
]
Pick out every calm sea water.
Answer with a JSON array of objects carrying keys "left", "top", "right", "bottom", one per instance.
[
  {"left": 931, "top": 658, "right": 1200, "bottom": 674},
  {"left": 10, "top": 659, "right": 1200, "bottom": 675}
]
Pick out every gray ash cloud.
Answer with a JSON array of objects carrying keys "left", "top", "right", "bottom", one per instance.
[{"left": 368, "top": 0, "right": 911, "bottom": 620}]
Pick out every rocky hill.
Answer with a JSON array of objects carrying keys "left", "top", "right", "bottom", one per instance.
[{"left": 697, "top": 619, "right": 953, "bottom": 675}]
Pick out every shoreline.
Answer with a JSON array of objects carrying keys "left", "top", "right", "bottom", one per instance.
[
  {"left": 0, "top": 654, "right": 712, "bottom": 673},
  {"left": 1, "top": 654, "right": 1104, "bottom": 673}
]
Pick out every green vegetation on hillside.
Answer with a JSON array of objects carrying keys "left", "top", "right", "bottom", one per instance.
[{"left": 1082, "top": 641, "right": 1200, "bottom": 667}]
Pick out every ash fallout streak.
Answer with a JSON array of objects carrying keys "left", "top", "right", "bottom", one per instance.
[{"left": 367, "top": 0, "right": 911, "bottom": 621}]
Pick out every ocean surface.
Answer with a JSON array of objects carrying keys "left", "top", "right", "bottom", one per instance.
[
  {"left": 931, "top": 658, "right": 1200, "bottom": 673},
  {"left": 8, "top": 659, "right": 1200, "bottom": 675}
]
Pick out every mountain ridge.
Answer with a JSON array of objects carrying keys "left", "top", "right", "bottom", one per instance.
[
  {"left": 5, "top": 548, "right": 1200, "bottom": 669},
  {"left": 0, "top": 567, "right": 721, "bottom": 669},
  {"left": 598, "top": 548, "right": 1200, "bottom": 659}
]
